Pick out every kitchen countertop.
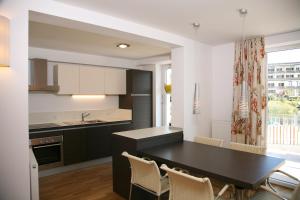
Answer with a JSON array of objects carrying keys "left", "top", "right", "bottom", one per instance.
[
  {"left": 29, "top": 119, "right": 132, "bottom": 133},
  {"left": 113, "top": 126, "right": 183, "bottom": 140}
]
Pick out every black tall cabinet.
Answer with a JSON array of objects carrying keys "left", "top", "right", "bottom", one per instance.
[{"left": 119, "top": 70, "right": 153, "bottom": 129}]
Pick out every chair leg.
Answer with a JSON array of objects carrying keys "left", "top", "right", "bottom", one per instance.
[
  {"left": 129, "top": 183, "right": 133, "bottom": 200},
  {"left": 157, "top": 195, "right": 160, "bottom": 200}
]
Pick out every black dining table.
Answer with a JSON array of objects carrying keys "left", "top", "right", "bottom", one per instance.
[{"left": 139, "top": 141, "right": 285, "bottom": 199}]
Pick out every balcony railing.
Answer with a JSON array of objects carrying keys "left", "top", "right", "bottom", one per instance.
[{"left": 267, "top": 125, "right": 300, "bottom": 145}]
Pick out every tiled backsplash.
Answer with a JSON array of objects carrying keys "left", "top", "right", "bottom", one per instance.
[{"left": 29, "top": 109, "right": 132, "bottom": 125}]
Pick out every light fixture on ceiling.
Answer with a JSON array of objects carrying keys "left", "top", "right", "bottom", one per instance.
[
  {"left": 238, "top": 8, "right": 248, "bottom": 16},
  {"left": 192, "top": 22, "right": 200, "bottom": 29},
  {"left": 191, "top": 22, "right": 201, "bottom": 115},
  {"left": 191, "top": 22, "right": 200, "bottom": 40},
  {"left": 116, "top": 43, "right": 130, "bottom": 49},
  {"left": 193, "top": 82, "right": 200, "bottom": 115},
  {"left": 238, "top": 8, "right": 249, "bottom": 119},
  {"left": 0, "top": 15, "right": 10, "bottom": 67}
]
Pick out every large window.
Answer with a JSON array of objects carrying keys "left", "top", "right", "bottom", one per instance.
[
  {"left": 267, "top": 49, "right": 300, "bottom": 186},
  {"left": 267, "top": 49, "right": 300, "bottom": 155}
]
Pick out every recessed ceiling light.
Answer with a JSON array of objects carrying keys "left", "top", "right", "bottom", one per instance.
[
  {"left": 238, "top": 8, "right": 248, "bottom": 15},
  {"left": 116, "top": 43, "right": 130, "bottom": 49},
  {"left": 192, "top": 22, "right": 200, "bottom": 29}
]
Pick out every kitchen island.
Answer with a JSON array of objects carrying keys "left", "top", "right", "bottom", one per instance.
[{"left": 112, "top": 126, "right": 183, "bottom": 199}]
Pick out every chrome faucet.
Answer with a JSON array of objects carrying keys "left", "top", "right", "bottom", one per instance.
[{"left": 81, "top": 112, "right": 91, "bottom": 122}]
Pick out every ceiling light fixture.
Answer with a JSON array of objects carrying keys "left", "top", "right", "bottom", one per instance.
[
  {"left": 192, "top": 22, "right": 200, "bottom": 29},
  {"left": 116, "top": 43, "right": 130, "bottom": 49},
  {"left": 192, "top": 22, "right": 200, "bottom": 40},
  {"left": 238, "top": 8, "right": 248, "bottom": 16},
  {"left": 238, "top": 8, "right": 249, "bottom": 119}
]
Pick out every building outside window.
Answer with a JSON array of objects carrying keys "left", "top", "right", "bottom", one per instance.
[
  {"left": 276, "top": 75, "right": 284, "bottom": 78},
  {"left": 268, "top": 69, "right": 275, "bottom": 73},
  {"left": 268, "top": 83, "right": 275, "bottom": 87},
  {"left": 286, "top": 67, "right": 294, "bottom": 72}
]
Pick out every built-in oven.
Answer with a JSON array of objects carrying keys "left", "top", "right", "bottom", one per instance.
[{"left": 30, "top": 135, "right": 64, "bottom": 170}]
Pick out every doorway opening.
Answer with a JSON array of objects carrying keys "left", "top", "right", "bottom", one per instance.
[
  {"left": 267, "top": 48, "right": 300, "bottom": 186},
  {"left": 161, "top": 65, "right": 172, "bottom": 126}
]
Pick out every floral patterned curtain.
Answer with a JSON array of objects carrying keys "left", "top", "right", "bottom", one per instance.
[{"left": 231, "top": 37, "right": 267, "bottom": 146}]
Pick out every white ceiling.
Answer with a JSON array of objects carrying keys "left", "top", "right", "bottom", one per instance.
[
  {"left": 29, "top": 21, "right": 171, "bottom": 59},
  {"left": 55, "top": 0, "right": 300, "bottom": 45}
]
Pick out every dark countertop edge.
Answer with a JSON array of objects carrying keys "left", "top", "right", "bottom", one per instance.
[{"left": 29, "top": 120, "right": 132, "bottom": 134}]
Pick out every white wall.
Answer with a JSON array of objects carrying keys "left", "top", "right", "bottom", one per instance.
[
  {"left": 0, "top": 1, "right": 30, "bottom": 200},
  {"left": 28, "top": 47, "right": 137, "bottom": 113},
  {"left": 29, "top": 94, "right": 118, "bottom": 113},
  {"left": 171, "top": 47, "right": 185, "bottom": 128},
  {"left": 29, "top": 47, "right": 137, "bottom": 69},
  {"left": 182, "top": 42, "right": 213, "bottom": 140},
  {"left": 211, "top": 43, "right": 234, "bottom": 121},
  {"left": 172, "top": 43, "right": 213, "bottom": 141}
]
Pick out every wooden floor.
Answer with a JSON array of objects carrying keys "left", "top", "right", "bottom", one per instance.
[
  {"left": 40, "top": 162, "right": 292, "bottom": 200},
  {"left": 39, "top": 162, "right": 124, "bottom": 200}
]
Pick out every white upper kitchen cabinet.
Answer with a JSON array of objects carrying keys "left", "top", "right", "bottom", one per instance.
[
  {"left": 54, "top": 63, "right": 80, "bottom": 95},
  {"left": 79, "top": 66, "right": 105, "bottom": 95},
  {"left": 105, "top": 68, "right": 126, "bottom": 95}
]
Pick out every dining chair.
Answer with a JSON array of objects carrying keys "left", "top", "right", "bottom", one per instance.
[
  {"left": 229, "top": 142, "right": 266, "bottom": 155},
  {"left": 122, "top": 151, "right": 169, "bottom": 200},
  {"left": 194, "top": 136, "right": 224, "bottom": 147},
  {"left": 160, "top": 164, "right": 234, "bottom": 200},
  {"left": 250, "top": 169, "right": 300, "bottom": 200}
]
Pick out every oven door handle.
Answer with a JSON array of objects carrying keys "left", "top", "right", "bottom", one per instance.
[{"left": 33, "top": 143, "right": 61, "bottom": 149}]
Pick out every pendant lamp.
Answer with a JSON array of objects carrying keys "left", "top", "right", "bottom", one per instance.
[
  {"left": 193, "top": 82, "right": 200, "bottom": 114},
  {"left": 238, "top": 8, "right": 249, "bottom": 119}
]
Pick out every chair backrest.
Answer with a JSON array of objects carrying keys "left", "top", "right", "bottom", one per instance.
[
  {"left": 291, "top": 183, "right": 300, "bottom": 200},
  {"left": 122, "top": 152, "right": 162, "bottom": 195},
  {"left": 195, "top": 136, "right": 224, "bottom": 147},
  {"left": 229, "top": 142, "right": 266, "bottom": 155},
  {"left": 160, "top": 164, "right": 214, "bottom": 200}
]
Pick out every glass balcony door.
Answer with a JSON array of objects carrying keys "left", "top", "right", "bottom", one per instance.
[{"left": 267, "top": 48, "right": 300, "bottom": 187}]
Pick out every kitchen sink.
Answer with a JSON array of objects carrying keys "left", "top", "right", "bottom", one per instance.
[
  {"left": 63, "top": 120, "right": 104, "bottom": 126},
  {"left": 82, "top": 120, "right": 104, "bottom": 124}
]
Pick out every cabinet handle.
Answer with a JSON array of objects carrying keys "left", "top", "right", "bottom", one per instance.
[
  {"left": 32, "top": 164, "right": 37, "bottom": 169},
  {"left": 33, "top": 143, "right": 61, "bottom": 149},
  {"left": 131, "top": 94, "right": 151, "bottom": 96}
]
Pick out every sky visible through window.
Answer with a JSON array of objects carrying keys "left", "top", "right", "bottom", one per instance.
[{"left": 268, "top": 48, "right": 300, "bottom": 64}]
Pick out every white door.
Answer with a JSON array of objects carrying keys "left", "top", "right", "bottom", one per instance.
[
  {"left": 161, "top": 65, "right": 172, "bottom": 126},
  {"left": 266, "top": 48, "right": 300, "bottom": 187}
]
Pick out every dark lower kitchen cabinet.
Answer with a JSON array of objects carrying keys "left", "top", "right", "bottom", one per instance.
[
  {"left": 87, "top": 123, "right": 133, "bottom": 160},
  {"left": 87, "top": 126, "right": 112, "bottom": 160},
  {"left": 132, "top": 96, "right": 152, "bottom": 129},
  {"left": 111, "top": 122, "right": 133, "bottom": 133},
  {"left": 62, "top": 122, "right": 133, "bottom": 166},
  {"left": 63, "top": 129, "right": 87, "bottom": 165}
]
